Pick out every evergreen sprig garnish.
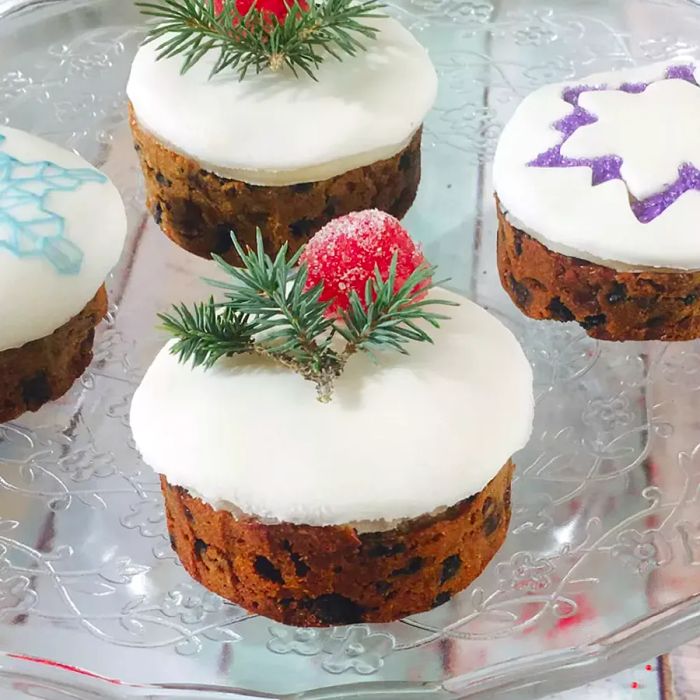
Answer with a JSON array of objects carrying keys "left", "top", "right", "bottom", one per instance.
[
  {"left": 136, "top": 0, "right": 387, "bottom": 80},
  {"left": 159, "top": 231, "right": 457, "bottom": 402}
]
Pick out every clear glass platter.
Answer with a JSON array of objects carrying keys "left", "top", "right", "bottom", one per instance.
[{"left": 2, "top": 0, "right": 700, "bottom": 697}]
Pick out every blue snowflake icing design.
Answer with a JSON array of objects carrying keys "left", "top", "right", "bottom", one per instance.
[{"left": 0, "top": 133, "right": 107, "bottom": 274}]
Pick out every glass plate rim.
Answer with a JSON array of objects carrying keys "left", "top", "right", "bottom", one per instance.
[{"left": 3, "top": 594, "right": 700, "bottom": 698}]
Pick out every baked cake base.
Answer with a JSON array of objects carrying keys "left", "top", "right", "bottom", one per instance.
[
  {"left": 162, "top": 461, "right": 513, "bottom": 626},
  {"left": 129, "top": 103, "right": 422, "bottom": 265},
  {"left": 0, "top": 286, "right": 108, "bottom": 423},
  {"left": 497, "top": 202, "right": 700, "bottom": 341}
]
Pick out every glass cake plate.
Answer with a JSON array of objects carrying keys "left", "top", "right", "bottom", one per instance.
[{"left": 3, "top": 0, "right": 700, "bottom": 697}]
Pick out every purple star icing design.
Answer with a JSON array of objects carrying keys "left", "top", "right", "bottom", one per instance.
[
  {"left": 529, "top": 64, "right": 700, "bottom": 223},
  {"left": 666, "top": 63, "right": 698, "bottom": 82}
]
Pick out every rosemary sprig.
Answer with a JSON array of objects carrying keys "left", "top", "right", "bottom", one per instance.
[
  {"left": 159, "top": 231, "right": 457, "bottom": 402},
  {"left": 136, "top": 0, "right": 387, "bottom": 80}
]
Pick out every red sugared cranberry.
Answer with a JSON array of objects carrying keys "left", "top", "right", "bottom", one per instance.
[
  {"left": 301, "top": 210, "right": 429, "bottom": 314},
  {"left": 214, "top": 0, "right": 308, "bottom": 23}
]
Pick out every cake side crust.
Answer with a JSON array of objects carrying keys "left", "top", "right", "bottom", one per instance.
[
  {"left": 0, "top": 286, "right": 108, "bottom": 422},
  {"left": 161, "top": 461, "right": 513, "bottom": 626},
  {"left": 496, "top": 200, "right": 700, "bottom": 341},
  {"left": 129, "top": 103, "right": 421, "bottom": 265}
]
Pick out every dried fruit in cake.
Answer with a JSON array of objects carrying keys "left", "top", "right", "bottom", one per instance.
[
  {"left": 0, "top": 126, "right": 126, "bottom": 423},
  {"left": 493, "top": 58, "right": 700, "bottom": 341},
  {"left": 127, "top": 0, "right": 437, "bottom": 263},
  {"left": 130, "top": 212, "right": 534, "bottom": 625}
]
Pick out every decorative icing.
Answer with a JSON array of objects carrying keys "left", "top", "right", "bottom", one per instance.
[
  {"left": 126, "top": 17, "right": 437, "bottom": 186},
  {"left": 529, "top": 65, "right": 700, "bottom": 223},
  {"left": 130, "top": 289, "right": 534, "bottom": 527},
  {"left": 0, "top": 133, "right": 106, "bottom": 274},
  {"left": 493, "top": 58, "right": 700, "bottom": 270},
  {"left": 0, "top": 127, "right": 127, "bottom": 353}
]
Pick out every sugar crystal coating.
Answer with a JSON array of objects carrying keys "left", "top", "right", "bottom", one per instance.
[
  {"left": 301, "top": 210, "right": 428, "bottom": 313},
  {"left": 214, "top": 0, "right": 308, "bottom": 22}
]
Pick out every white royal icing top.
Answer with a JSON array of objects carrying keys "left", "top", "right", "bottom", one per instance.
[
  {"left": 126, "top": 17, "right": 437, "bottom": 186},
  {"left": 0, "top": 127, "right": 126, "bottom": 352},
  {"left": 130, "top": 289, "right": 534, "bottom": 527},
  {"left": 493, "top": 58, "right": 700, "bottom": 270}
]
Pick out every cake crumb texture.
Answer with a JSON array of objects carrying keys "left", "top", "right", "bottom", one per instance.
[
  {"left": 161, "top": 461, "right": 513, "bottom": 626},
  {"left": 0, "top": 286, "right": 108, "bottom": 423},
  {"left": 497, "top": 201, "right": 700, "bottom": 341},
  {"left": 129, "top": 103, "right": 421, "bottom": 264}
]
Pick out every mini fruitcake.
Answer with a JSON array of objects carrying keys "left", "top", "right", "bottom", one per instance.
[
  {"left": 127, "top": 1, "right": 437, "bottom": 264},
  {"left": 130, "top": 210, "right": 534, "bottom": 625},
  {"left": 494, "top": 58, "right": 700, "bottom": 341},
  {"left": 0, "top": 126, "right": 126, "bottom": 422}
]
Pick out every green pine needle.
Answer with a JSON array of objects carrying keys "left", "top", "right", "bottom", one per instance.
[
  {"left": 335, "top": 256, "right": 454, "bottom": 355},
  {"left": 158, "top": 299, "right": 256, "bottom": 368},
  {"left": 136, "top": 0, "right": 387, "bottom": 81},
  {"left": 159, "top": 230, "right": 458, "bottom": 401}
]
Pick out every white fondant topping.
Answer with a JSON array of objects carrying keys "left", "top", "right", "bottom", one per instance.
[
  {"left": 130, "top": 289, "right": 534, "bottom": 527},
  {"left": 126, "top": 18, "right": 437, "bottom": 185},
  {"left": 0, "top": 127, "right": 127, "bottom": 352},
  {"left": 493, "top": 57, "right": 700, "bottom": 270}
]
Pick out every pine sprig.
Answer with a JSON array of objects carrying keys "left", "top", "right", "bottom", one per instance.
[
  {"left": 158, "top": 299, "right": 255, "bottom": 368},
  {"left": 159, "top": 231, "right": 458, "bottom": 402},
  {"left": 136, "top": 0, "right": 387, "bottom": 80},
  {"left": 338, "top": 260, "right": 451, "bottom": 355}
]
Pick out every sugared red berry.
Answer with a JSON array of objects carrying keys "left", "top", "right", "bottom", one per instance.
[
  {"left": 300, "top": 210, "right": 429, "bottom": 314},
  {"left": 214, "top": 0, "right": 308, "bottom": 23}
]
